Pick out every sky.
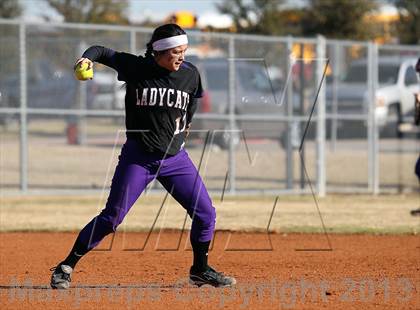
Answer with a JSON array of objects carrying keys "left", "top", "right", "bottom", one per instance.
[
  {"left": 130, "top": 0, "right": 222, "bottom": 22},
  {"left": 22, "top": 0, "right": 223, "bottom": 23}
]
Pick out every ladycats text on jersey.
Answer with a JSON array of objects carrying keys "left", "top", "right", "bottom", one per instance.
[{"left": 136, "top": 87, "right": 190, "bottom": 111}]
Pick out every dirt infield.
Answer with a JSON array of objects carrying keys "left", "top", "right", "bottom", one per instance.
[{"left": 0, "top": 231, "right": 419, "bottom": 309}]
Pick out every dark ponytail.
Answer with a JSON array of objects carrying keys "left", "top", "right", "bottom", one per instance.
[
  {"left": 145, "top": 23, "right": 186, "bottom": 57},
  {"left": 145, "top": 42, "right": 154, "bottom": 58}
]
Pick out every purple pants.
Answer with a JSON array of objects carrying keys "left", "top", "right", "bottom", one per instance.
[{"left": 78, "top": 139, "right": 216, "bottom": 251}]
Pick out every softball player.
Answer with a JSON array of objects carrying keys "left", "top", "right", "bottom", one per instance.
[
  {"left": 411, "top": 57, "right": 420, "bottom": 216},
  {"left": 50, "top": 24, "right": 236, "bottom": 289}
]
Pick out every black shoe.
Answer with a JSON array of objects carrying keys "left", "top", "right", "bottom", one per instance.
[
  {"left": 189, "top": 266, "right": 236, "bottom": 287},
  {"left": 410, "top": 208, "right": 420, "bottom": 216},
  {"left": 50, "top": 264, "right": 72, "bottom": 289}
]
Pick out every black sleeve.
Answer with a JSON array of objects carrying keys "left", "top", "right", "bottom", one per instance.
[
  {"left": 193, "top": 71, "right": 204, "bottom": 98},
  {"left": 187, "top": 70, "right": 204, "bottom": 125},
  {"left": 82, "top": 45, "right": 139, "bottom": 81},
  {"left": 186, "top": 97, "right": 198, "bottom": 125}
]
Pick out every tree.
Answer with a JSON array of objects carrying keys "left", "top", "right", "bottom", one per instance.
[
  {"left": 216, "top": 0, "right": 377, "bottom": 38},
  {"left": 392, "top": 0, "right": 420, "bottom": 44},
  {"left": 256, "top": 8, "right": 305, "bottom": 36},
  {"left": 216, "top": 0, "right": 286, "bottom": 34},
  {"left": 44, "top": 0, "right": 129, "bottom": 24},
  {"left": 301, "top": 0, "right": 378, "bottom": 40},
  {"left": 216, "top": 0, "right": 258, "bottom": 33},
  {"left": 0, "top": 0, "right": 22, "bottom": 18}
]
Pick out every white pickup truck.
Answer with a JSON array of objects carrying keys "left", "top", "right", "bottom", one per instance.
[{"left": 326, "top": 57, "right": 419, "bottom": 135}]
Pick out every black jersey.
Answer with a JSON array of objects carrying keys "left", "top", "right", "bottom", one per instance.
[{"left": 82, "top": 46, "right": 203, "bottom": 155}]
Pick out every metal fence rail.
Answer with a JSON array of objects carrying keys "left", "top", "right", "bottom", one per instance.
[{"left": 0, "top": 19, "right": 419, "bottom": 196}]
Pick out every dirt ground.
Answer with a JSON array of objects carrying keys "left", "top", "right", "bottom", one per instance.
[{"left": 0, "top": 231, "right": 419, "bottom": 309}]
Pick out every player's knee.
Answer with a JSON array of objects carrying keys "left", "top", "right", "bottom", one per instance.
[
  {"left": 209, "top": 206, "right": 216, "bottom": 224},
  {"left": 197, "top": 205, "right": 216, "bottom": 229},
  {"left": 97, "top": 212, "right": 121, "bottom": 233}
]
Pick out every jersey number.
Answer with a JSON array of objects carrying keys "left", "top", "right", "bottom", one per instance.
[{"left": 174, "top": 114, "right": 187, "bottom": 135}]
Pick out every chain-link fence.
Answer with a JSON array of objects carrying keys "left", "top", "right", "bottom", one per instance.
[{"left": 0, "top": 19, "right": 419, "bottom": 196}]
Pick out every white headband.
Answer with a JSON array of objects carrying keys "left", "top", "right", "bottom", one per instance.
[{"left": 152, "top": 34, "right": 188, "bottom": 51}]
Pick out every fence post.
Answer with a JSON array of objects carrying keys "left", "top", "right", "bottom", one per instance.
[
  {"left": 228, "top": 35, "right": 236, "bottom": 194},
  {"left": 367, "top": 42, "right": 379, "bottom": 194},
  {"left": 286, "top": 36, "right": 294, "bottom": 190},
  {"left": 77, "top": 41, "right": 88, "bottom": 145},
  {"left": 330, "top": 42, "right": 340, "bottom": 151},
  {"left": 130, "top": 29, "right": 136, "bottom": 54},
  {"left": 19, "top": 20, "right": 28, "bottom": 192},
  {"left": 316, "top": 35, "right": 326, "bottom": 197}
]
